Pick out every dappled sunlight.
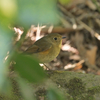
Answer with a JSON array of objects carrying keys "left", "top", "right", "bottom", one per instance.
[
  {"left": 4, "top": 51, "right": 9, "bottom": 61},
  {"left": 64, "top": 60, "right": 84, "bottom": 70},
  {"left": 14, "top": 27, "right": 23, "bottom": 41},
  {"left": 62, "top": 42, "right": 79, "bottom": 54},
  {"left": 72, "top": 23, "right": 77, "bottom": 29}
]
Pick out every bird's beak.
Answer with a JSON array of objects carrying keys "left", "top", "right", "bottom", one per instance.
[{"left": 62, "top": 36, "right": 66, "bottom": 39}]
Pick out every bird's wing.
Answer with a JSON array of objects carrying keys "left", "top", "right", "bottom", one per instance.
[{"left": 25, "top": 41, "right": 52, "bottom": 54}]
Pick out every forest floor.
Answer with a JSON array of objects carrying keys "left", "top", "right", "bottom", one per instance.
[
  {"left": 20, "top": 0, "right": 100, "bottom": 74},
  {"left": 4, "top": 0, "right": 100, "bottom": 100}
]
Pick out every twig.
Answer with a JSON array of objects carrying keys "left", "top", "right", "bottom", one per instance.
[{"left": 58, "top": 3, "right": 100, "bottom": 40}]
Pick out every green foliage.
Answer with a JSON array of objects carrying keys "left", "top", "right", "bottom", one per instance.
[
  {"left": 0, "top": 78, "right": 12, "bottom": 95},
  {"left": 14, "top": 53, "right": 46, "bottom": 83},
  {"left": 47, "top": 88, "right": 65, "bottom": 100},
  {"left": 0, "top": 0, "right": 16, "bottom": 94},
  {"left": 0, "top": 0, "right": 17, "bottom": 25},
  {"left": 16, "top": 0, "right": 59, "bottom": 27},
  {"left": 17, "top": 77, "right": 35, "bottom": 100},
  {"left": 0, "top": 24, "right": 13, "bottom": 94},
  {"left": 59, "top": 0, "right": 70, "bottom": 5}
]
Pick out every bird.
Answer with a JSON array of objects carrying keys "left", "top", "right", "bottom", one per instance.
[{"left": 24, "top": 33, "right": 65, "bottom": 63}]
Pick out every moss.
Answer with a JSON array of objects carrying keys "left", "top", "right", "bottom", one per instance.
[
  {"left": 47, "top": 71, "right": 100, "bottom": 99},
  {"left": 87, "top": 86, "right": 100, "bottom": 95},
  {"left": 35, "top": 87, "right": 47, "bottom": 100},
  {"left": 65, "top": 77, "right": 86, "bottom": 99},
  {"left": 56, "top": 79, "right": 66, "bottom": 87},
  {"left": 35, "top": 87, "right": 47, "bottom": 96},
  {"left": 63, "top": 77, "right": 100, "bottom": 100},
  {"left": 1, "top": 71, "right": 100, "bottom": 100}
]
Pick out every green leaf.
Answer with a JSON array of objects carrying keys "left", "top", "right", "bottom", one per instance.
[
  {"left": 17, "top": 77, "right": 36, "bottom": 100},
  {"left": 47, "top": 88, "right": 65, "bottom": 100},
  {"left": 0, "top": 0, "right": 17, "bottom": 25},
  {"left": 59, "top": 0, "right": 70, "bottom": 5},
  {"left": 0, "top": 24, "right": 13, "bottom": 94},
  {"left": 0, "top": 78, "right": 12, "bottom": 95},
  {"left": 14, "top": 53, "right": 46, "bottom": 83},
  {"left": 16, "top": 0, "right": 59, "bottom": 27}
]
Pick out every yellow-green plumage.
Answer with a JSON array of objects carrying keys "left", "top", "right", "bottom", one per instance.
[{"left": 25, "top": 33, "right": 62, "bottom": 63}]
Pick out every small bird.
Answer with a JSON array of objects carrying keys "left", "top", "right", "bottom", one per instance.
[{"left": 25, "top": 33, "right": 65, "bottom": 63}]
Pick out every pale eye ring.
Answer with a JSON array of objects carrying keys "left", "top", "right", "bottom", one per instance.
[{"left": 54, "top": 37, "right": 57, "bottom": 40}]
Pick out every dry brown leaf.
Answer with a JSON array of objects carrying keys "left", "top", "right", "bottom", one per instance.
[
  {"left": 69, "top": 55, "right": 80, "bottom": 60},
  {"left": 74, "top": 64, "right": 82, "bottom": 70},
  {"left": 73, "top": 60, "right": 84, "bottom": 70}
]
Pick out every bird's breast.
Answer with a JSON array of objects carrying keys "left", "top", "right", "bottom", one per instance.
[{"left": 33, "top": 45, "right": 61, "bottom": 63}]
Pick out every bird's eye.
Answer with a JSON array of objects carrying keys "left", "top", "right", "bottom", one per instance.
[{"left": 54, "top": 37, "right": 57, "bottom": 40}]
